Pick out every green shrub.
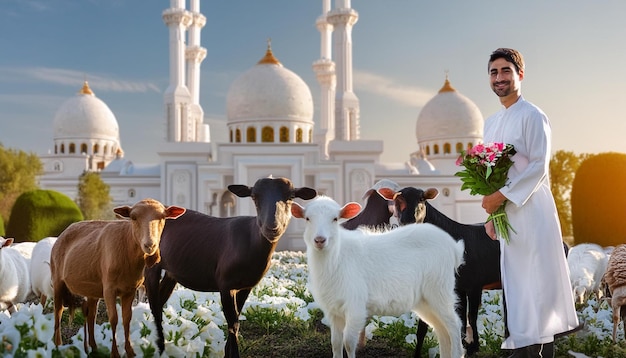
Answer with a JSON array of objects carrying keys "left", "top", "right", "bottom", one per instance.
[
  {"left": 0, "top": 215, "right": 4, "bottom": 236},
  {"left": 5, "top": 189, "right": 84, "bottom": 242}
]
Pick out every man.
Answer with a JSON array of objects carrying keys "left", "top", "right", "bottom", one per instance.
[{"left": 481, "top": 48, "right": 579, "bottom": 357}]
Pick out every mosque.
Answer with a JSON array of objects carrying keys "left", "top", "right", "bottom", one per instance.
[{"left": 37, "top": 0, "right": 486, "bottom": 250}]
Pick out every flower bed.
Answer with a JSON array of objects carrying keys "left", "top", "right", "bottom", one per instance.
[{"left": 0, "top": 251, "right": 623, "bottom": 357}]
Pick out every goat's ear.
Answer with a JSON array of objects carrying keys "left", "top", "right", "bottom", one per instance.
[
  {"left": 376, "top": 188, "right": 397, "bottom": 201},
  {"left": 145, "top": 250, "right": 161, "bottom": 268},
  {"left": 228, "top": 184, "right": 251, "bottom": 198},
  {"left": 340, "top": 202, "right": 362, "bottom": 220},
  {"left": 291, "top": 202, "right": 305, "bottom": 219},
  {"left": 0, "top": 237, "right": 14, "bottom": 247},
  {"left": 165, "top": 206, "right": 186, "bottom": 219},
  {"left": 295, "top": 187, "right": 317, "bottom": 200},
  {"left": 424, "top": 188, "right": 439, "bottom": 200},
  {"left": 113, "top": 206, "right": 132, "bottom": 219}
]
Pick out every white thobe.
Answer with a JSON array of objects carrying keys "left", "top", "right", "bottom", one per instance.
[{"left": 483, "top": 97, "right": 579, "bottom": 349}]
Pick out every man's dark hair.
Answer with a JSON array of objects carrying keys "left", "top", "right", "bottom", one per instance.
[{"left": 488, "top": 48, "right": 525, "bottom": 74}]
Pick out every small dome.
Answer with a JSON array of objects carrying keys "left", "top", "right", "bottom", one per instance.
[
  {"left": 416, "top": 78, "right": 483, "bottom": 143},
  {"left": 53, "top": 82, "right": 120, "bottom": 141},
  {"left": 226, "top": 46, "right": 313, "bottom": 125}
]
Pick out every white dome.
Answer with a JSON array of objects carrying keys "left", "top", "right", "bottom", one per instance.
[
  {"left": 416, "top": 79, "right": 483, "bottom": 143},
  {"left": 226, "top": 48, "right": 313, "bottom": 125},
  {"left": 53, "top": 82, "right": 120, "bottom": 141}
]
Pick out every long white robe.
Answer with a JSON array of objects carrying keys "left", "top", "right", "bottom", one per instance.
[{"left": 484, "top": 97, "right": 579, "bottom": 349}]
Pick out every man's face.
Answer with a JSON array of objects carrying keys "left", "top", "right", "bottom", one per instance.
[{"left": 489, "top": 58, "right": 523, "bottom": 98}]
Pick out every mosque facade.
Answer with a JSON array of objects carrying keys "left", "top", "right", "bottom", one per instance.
[{"left": 38, "top": 0, "right": 486, "bottom": 250}]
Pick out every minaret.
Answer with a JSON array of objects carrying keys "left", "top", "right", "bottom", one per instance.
[
  {"left": 186, "top": 0, "right": 210, "bottom": 142},
  {"left": 312, "top": 0, "right": 336, "bottom": 159},
  {"left": 327, "top": 0, "right": 359, "bottom": 141},
  {"left": 163, "top": 0, "right": 192, "bottom": 142}
]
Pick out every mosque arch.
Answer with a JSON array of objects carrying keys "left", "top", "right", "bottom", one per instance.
[
  {"left": 247, "top": 127, "right": 256, "bottom": 143},
  {"left": 81, "top": 143, "right": 88, "bottom": 154},
  {"left": 443, "top": 143, "right": 451, "bottom": 154},
  {"left": 433, "top": 144, "right": 439, "bottom": 155},
  {"left": 456, "top": 142, "right": 464, "bottom": 153},
  {"left": 69, "top": 143, "right": 76, "bottom": 154},
  {"left": 279, "top": 126, "right": 289, "bottom": 142},
  {"left": 262, "top": 126, "right": 274, "bottom": 142},
  {"left": 296, "top": 128, "right": 303, "bottom": 143},
  {"left": 94, "top": 143, "right": 99, "bottom": 154},
  {"left": 235, "top": 128, "right": 242, "bottom": 143}
]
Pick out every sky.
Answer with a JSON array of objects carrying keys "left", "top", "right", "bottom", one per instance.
[{"left": 2, "top": 0, "right": 626, "bottom": 165}]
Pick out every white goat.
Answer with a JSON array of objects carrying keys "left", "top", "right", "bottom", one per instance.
[
  {"left": 568, "top": 243, "right": 609, "bottom": 304},
  {"left": 291, "top": 196, "right": 465, "bottom": 358},
  {"left": 0, "top": 236, "right": 32, "bottom": 313},
  {"left": 30, "top": 237, "right": 58, "bottom": 306}
]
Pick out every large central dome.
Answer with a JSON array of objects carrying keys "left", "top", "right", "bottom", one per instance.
[
  {"left": 53, "top": 82, "right": 120, "bottom": 141},
  {"left": 226, "top": 46, "right": 313, "bottom": 125}
]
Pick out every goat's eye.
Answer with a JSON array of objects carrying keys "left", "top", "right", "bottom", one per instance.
[
  {"left": 305, "top": 217, "right": 310, "bottom": 222},
  {"left": 333, "top": 217, "right": 338, "bottom": 222}
]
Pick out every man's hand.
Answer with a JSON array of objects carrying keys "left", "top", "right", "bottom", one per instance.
[
  {"left": 485, "top": 220, "right": 497, "bottom": 240},
  {"left": 482, "top": 190, "right": 507, "bottom": 214}
]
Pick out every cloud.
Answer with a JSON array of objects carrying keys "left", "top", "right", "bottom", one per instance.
[
  {"left": 0, "top": 66, "right": 161, "bottom": 93},
  {"left": 353, "top": 70, "right": 434, "bottom": 108}
]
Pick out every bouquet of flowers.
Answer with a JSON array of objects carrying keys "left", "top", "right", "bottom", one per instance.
[{"left": 455, "top": 142, "right": 517, "bottom": 244}]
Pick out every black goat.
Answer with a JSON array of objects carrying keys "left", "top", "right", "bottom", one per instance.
[{"left": 144, "top": 177, "right": 317, "bottom": 357}]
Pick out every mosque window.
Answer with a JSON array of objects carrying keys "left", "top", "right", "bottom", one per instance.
[
  {"left": 296, "top": 128, "right": 303, "bottom": 143},
  {"left": 467, "top": 143, "right": 473, "bottom": 151},
  {"left": 69, "top": 143, "right": 76, "bottom": 154},
  {"left": 128, "top": 189, "right": 136, "bottom": 198},
  {"left": 220, "top": 191, "right": 236, "bottom": 217},
  {"left": 308, "top": 129, "right": 312, "bottom": 143},
  {"left": 456, "top": 142, "right": 464, "bottom": 153},
  {"left": 81, "top": 143, "right": 88, "bottom": 154},
  {"left": 103, "top": 144, "right": 108, "bottom": 155},
  {"left": 229, "top": 130, "right": 233, "bottom": 143},
  {"left": 279, "top": 126, "right": 289, "bottom": 142},
  {"left": 94, "top": 143, "right": 99, "bottom": 154},
  {"left": 235, "top": 129, "right": 241, "bottom": 143},
  {"left": 53, "top": 161, "right": 61, "bottom": 171},
  {"left": 97, "top": 161, "right": 105, "bottom": 170},
  {"left": 443, "top": 143, "right": 451, "bottom": 154},
  {"left": 54, "top": 144, "right": 58, "bottom": 154},
  {"left": 247, "top": 127, "right": 256, "bottom": 143},
  {"left": 60, "top": 144, "right": 65, "bottom": 154},
  {"left": 433, "top": 144, "right": 439, "bottom": 155},
  {"left": 262, "top": 126, "right": 274, "bottom": 142}
]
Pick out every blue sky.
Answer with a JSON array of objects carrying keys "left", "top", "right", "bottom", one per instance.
[{"left": 2, "top": 0, "right": 625, "bottom": 164}]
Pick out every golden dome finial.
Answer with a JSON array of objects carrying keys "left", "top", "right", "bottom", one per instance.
[
  {"left": 79, "top": 79, "right": 94, "bottom": 95},
  {"left": 257, "top": 38, "right": 282, "bottom": 65},
  {"left": 439, "top": 70, "right": 456, "bottom": 93}
]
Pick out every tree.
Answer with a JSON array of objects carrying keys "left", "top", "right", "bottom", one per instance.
[
  {"left": 549, "top": 150, "right": 590, "bottom": 237},
  {"left": 571, "top": 152, "right": 626, "bottom": 247},
  {"left": 5, "top": 189, "right": 83, "bottom": 242},
  {"left": 77, "top": 171, "right": 114, "bottom": 220},
  {"left": 0, "top": 144, "right": 42, "bottom": 223}
]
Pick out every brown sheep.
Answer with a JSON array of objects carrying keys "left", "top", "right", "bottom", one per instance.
[
  {"left": 603, "top": 244, "right": 626, "bottom": 342},
  {"left": 51, "top": 198, "right": 185, "bottom": 358}
]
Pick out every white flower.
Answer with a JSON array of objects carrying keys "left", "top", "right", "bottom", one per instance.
[{"left": 32, "top": 314, "right": 54, "bottom": 343}]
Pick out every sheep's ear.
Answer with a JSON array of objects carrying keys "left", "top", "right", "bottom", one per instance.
[
  {"left": 340, "top": 202, "right": 362, "bottom": 220},
  {"left": 113, "top": 206, "right": 132, "bottom": 219},
  {"left": 424, "top": 188, "right": 439, "bottom": 200},
  {"left": 228, "top": 184, "right": 251, "bottom": 197},
  {"left": 145, "top": 250, "right": 161, "bottom": 268},
  {"left": 165, "top": 206, "right": 186, "bottom": 219},
  {"left": 291, "top": 202, "right": 305, "bottom": 219},
  {"left": 376, "top": 188, "right": 398, "bottom": 201}
]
